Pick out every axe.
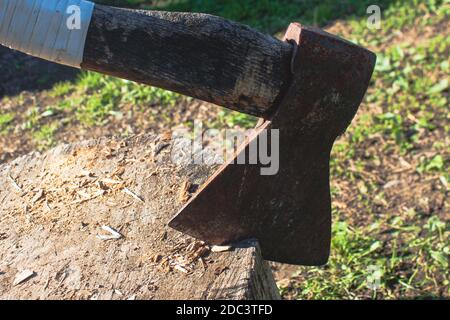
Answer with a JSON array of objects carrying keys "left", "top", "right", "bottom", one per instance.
[{"left": 0, "top": 0, "right": 376, "bottom": 265}]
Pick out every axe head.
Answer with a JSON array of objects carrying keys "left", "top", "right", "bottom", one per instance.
[{"left": 169, "top": 23, "right": 376, "bottom": 265}]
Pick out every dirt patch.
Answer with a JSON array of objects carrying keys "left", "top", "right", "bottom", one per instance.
[{"left": 0, "top": 46, "right": 78, "bottom": 99}]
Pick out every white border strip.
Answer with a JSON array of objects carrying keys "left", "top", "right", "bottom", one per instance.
[{"left": 0, "top": 0, "right": 94, "bottom": 68}]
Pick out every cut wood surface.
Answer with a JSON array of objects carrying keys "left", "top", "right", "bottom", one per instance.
[
  {"left": 0, "top": 134, "right": 279, "bottom": 300},
  {"left": 82, "top": 5, "right": 293, "bottom": 117}
]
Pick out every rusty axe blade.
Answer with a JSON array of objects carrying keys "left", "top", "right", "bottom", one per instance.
[
  {"left": 0, "top": 2, "right": 376, "bottom": 265},
  {"left": 169, "top": 23, "right": 376, "bottom": 265}
]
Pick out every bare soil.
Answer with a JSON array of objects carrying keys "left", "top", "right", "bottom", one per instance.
[{"left": 0, "top": 46, "right": 77, "bottom": 99}]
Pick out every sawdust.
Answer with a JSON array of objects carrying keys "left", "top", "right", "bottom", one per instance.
[{"left": 178, "top": 180, "right": 193, "bottom": 203}]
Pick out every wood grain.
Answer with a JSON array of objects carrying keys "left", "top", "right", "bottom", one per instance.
[
  {"left": 0, "top": 134, "right": 279, "bottom": 300},
  {"left": 81, "top": 5, "right": 293, "bottom": 117}
]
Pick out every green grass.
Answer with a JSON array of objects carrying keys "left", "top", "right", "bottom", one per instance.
[
  {"left": 32, "top": 122, "right": 60, "bottom": 151},
  {"left": 289, "top": 0, "right": 449, "bottom": 299},
  {"left": 286, "top": 211, "right": 449, "bottom": 299},
  {"left": 0, "top": 112, "right": 14, "bottom": 133},
  {"left": 46, "top": 71, "right": 180, "bottom": 126},
  {"left": 49, "top": 81, "right": 73, "bottom": 98}
]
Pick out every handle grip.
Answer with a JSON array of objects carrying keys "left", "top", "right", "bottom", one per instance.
[{"left": 81, "top": 5, "right": 293, "bottom": 117}]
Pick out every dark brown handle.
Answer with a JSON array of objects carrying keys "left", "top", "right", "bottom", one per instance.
[{"left": 81, "top": 5, "right": 293, "bottom": 117}]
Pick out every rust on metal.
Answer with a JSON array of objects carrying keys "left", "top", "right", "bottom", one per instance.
[{"left": 169, "top": 23, "right": 376, "bottom": 265}]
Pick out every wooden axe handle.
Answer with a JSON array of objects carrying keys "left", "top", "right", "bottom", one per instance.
[{"left": 81, "top": 5, "right": 293, "bottom": 117}]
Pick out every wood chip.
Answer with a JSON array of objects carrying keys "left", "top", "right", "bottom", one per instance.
[
  {"left": 101, "top": 178, "right": 124, "bottom": 185},
  {"left": 76, "top": 190, "right": 91, "bottom": 198},
  {"left": 31, "top": 189, "right": 44, "bottom": 206},
  {"left": 76, "top": 169, "right": 95, "bottom": 178},
  {"left": 174, "top": 265, "right": 189, "bottom": 274},
  {"left": 160, "top": 131, "right": 172, "bottom": 142},
  {"left": 13, "top": 270, "right": 36, "bottom": 286},
  {"left": 190, "top": 246, "right": 210, "bottom": 263},
  {"left": 186, "top": 240, "right": 204, "bottom": 252},
  {"left": 439, "top": 176, "right": 448, "bottom": 189},
  {"left": 150, "top": 254, "right": 162, "bottom": 263},
  {"left": 211, "top": 245, "right": 233, "bottom": 253},
  {"left": 101, "top": 147, "right": 115, "bottom": 159},
  {"left": 122, "top": 187, "right": 145, "bottom": 203},
  {"left": 120, "top": 202, "right": 132, "bottom": 209},
  {"left": 200, "top": 257, "right": 208, "bottom": 270},
  {"left": 214, "top": 266, "right": 229, "bottom": 276},
  {"left": 44, "top": 200, "right": 52, "bottom": 211},
  {"left": 145, "top": 169, "right": 158, "bottom": 179},
  {"left": 178, "top": 180, "right": 192, "bottom": 203},
  {"left": 8, "top": 175, "right": 23, "bottom": 193},
  {"left": 97, "top": 226, "right": 123, "bottom": 240},
  {"left": 71, "top": 190, "right": 105, "bottom": 204},
  {"left": 111, "top": 167, "right": 125, "bottom": 177},
  {"left": 154, "top": 142, "right": 170, "bottom": 156},
  {"left": 383, "top": 180, "right": 401, "bottom": 189}
]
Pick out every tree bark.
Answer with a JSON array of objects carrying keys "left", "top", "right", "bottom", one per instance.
[{"left": 81, "top": 5, "right": 293, "bottom": 117}]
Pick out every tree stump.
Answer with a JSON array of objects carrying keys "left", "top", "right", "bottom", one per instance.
[{"left": 0, "top": 134, "right": 280, "bottom": 300}]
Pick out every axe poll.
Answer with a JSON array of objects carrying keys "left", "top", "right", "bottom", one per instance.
[{"left": 0, "top": 0, "right": 376, "bottom": 265}]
